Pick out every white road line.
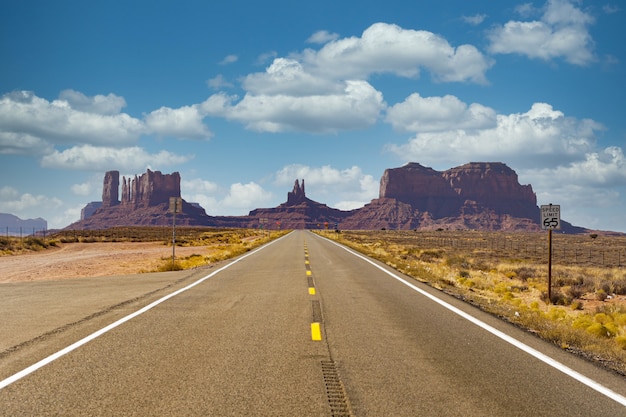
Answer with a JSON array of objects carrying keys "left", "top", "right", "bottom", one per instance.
[
  {"left": 322, "top": 235, "right": 626, "bottom": 408},
  {"left": 0, "top": 234, "right": 287, "bottom": 390}
]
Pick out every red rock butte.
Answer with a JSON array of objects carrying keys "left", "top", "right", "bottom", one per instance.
[{"left": 67, "top": 163, "right": 587, "bottom": 233}]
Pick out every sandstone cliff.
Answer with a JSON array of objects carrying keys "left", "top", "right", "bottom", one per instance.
[
  {"left": 68, "top": 164, "right": 587, "bottom": 233},
  {"left": 342, "top": 162, "right": 583, "bottom": 232},
  {"left": 69, "top": 169, "right": 207, "bottom": 229}
]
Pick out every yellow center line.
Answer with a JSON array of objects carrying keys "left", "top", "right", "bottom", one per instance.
[
  {"left": 308, "top": 287, "right": 316, "bottom": 295},
  {"left": 311, "top": 322, "right": 322, "bottom": 341}
]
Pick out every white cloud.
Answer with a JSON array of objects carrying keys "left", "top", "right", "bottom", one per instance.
[
  {"left": 299, "top": 22, "right": 493, "bottom": 84},
  {"left": 145, "top": 105, "right": 212, "bottom": 139},
  {"left": 544, "top": 146, "right": 626, "bottom": 186},
  {"left": 388, "top": 102, "right": 602, "bottom": 168},
  {"left": 201, "top": 22, "right": 493, "bottom": 134},
  {"left": 207, "top": 74, "right": 233, "bottom": 90},
  {"left": 256, "top": 51, "right": 278, "bottom": 65},
  {"left": 182, "top": 178, "right": 220, "bottom": 195},
  {"left": 219, "top": 54, "right": 238, "bottom": 65},
  {"left": 242, "top": 58, "right": 342, "bottom": 96},
  {"left": 307, "top": 30, "right": 340, "bottom": 44},
  {"left": 221, "top": 182, "right": 273, "bottom": 212},
  {"left": 0, "top": 186, "right": 63, "bottom": 216},
  {"left": 386, "top": 99, "right": 626, "bottom": 231},
  {"left": 181, "top": 178, "right": 221, "bottom": 214},
  {"left": 0, "top": 132, "right": 54, "bottom": 155},
  {"left": 181, "top": 179, "right": 275, "bottom": 216},
  {"left": 462, "top": 14, "right": 487, "bottom": 25},
  {"left": 203, "top": 80, "right": 385, "bottom": 133},
  {"left": 40, "top": 145, "right": 193, "bottom": 171},
  {"left": 487, "top": 0, "right": 595, "bottom": 65},
  {"left": 58, "top": 89, "right": 126, "bottom": 115},
  {"left": 274, "top": 164, "right": 378, "bottom": 208},
  {"left": 0, "top": 90, "right": 216, "bottom": 159},
  {"left": 0, "top": 91, "right": 145, "bottom": 149},
  {"left": 386, "top": 93, "right": 497, "bottom": 132},
  {"left": 71, "top": 182, "right": 93, "bottom": 196}
]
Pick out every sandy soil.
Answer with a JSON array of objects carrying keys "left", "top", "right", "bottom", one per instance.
[{"left": 0, "top": 242, "right": 209, "bottom": 283}]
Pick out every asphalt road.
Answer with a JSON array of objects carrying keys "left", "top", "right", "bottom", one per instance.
[{"left": 1, "top": 230, "right": 626, "bottom": 416}]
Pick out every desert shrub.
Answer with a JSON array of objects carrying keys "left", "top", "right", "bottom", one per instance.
[
  {"left": 566, "top": 285, "right": 585, "bottom": 300},
  {"left": 613, "top": 279, "right": 626, "bottom": 296},
  {"left": 23, "top": 237, "right": 48, "bottom": 250},
  {"left": 445, "top": 255, "right": 469, "bottom": 268},
  {"left": 540, "top": 291, "right": 571, "bottom": 305},
  {"left": 515, "top": 266, "right": 535, "bottom": 281},
  {"left": 157, "top": 260, "right": 183, "bottom": 272},
  {"left": 550, "top": 290, "right": 572, "bottom": 306},
  {"left": 419, "top": 249, "right": 444, "bottom": 262},
  {"left": 615, "top": 335, "right": 626, "bottom": 350},
  {"left": 504, "top": 270, "right": 517, "bottom": 279}
]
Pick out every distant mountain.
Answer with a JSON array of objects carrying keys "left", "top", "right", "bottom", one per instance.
[
  {"left": 0, "top": 213, "right": 48, "bottom": 234},
  {"left": 66, "top": 164, "right": 590, "bottom": 233}
]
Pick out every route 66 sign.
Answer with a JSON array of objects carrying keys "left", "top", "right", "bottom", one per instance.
[{"left": 540, "top": 204, "right": 561, "bottom": 230}]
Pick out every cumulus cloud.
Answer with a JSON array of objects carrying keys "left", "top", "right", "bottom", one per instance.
[
  {"left": 274, "top": 164, "right": 378, "bottom": 208},
  {"left": 548, "top": 146, "right": 626, "bottom": 186},
  {"left": 199, "top": 22, "right": 494, "bottom": 134},
  {"left": 202, "top": 80, "right": 385, "bottom": 133},
  {"left": 299, "top": 22, "right": 493, "bottom": 84},
  {"left": 386, "top": 93, "right": 497, "bottom": 132},
  {"left": 242, "top": 58, "right": 342, "bottom": 96},
  {"left": 40, "top": 145, "right": 193, "bottom": 171},
  {"left": 145, "top": 105, "right": 212, "bottom": 139},
  {"left": 487, "top": 0, "right": 596, "bottom": 65},
  {"left": 221, "top": 182, "right": 273, "bottom": 212},
  {"left": 71, "top": 181, "right": 93, "bottom": 196},
  {"left": 181, "top": 178, "right": 221, "bottom": 214},
  {"left": 387, "top": 102, "right": 603, "bottom": 168},
  {"left": 0, "top": 90, "right": 215, "bottom": 161},
  {"left": 0, "top": 131, "right": 54, "bottom": 155},
  {"left": 0, "top": 186, "right": 63, "bottom": 214},
  {"left": 58, "top": 89, "right": 127, "bottom": 115},
  {"left": 0, "top": 91, "right": 145, "bottom": 149},
  {"left": 307, "top": 30, "right": 340, "bottom": 44}
]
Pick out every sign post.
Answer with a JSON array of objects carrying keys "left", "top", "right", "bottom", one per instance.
[
  {"left": 169, "top": 197, "right": 183, "bottom": 264},
  {"left": 540, "top": 204, "right": 561, "bottom": 302}
]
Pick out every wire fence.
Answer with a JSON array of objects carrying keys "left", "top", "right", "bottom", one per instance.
[
  {"left": 2, "top": 227, "right": 49, "bottom": 239},
  {"left": 408, "top": 233, "right": 626, "bottom": 268}
]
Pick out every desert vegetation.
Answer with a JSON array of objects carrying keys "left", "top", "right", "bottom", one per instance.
[
  {"left": 317, "top": 229, "right": 626, "bottom": 375},
  {"left": 0, "top": 236, "right": 57, "bottom": 254},
  {"left": 0, "top": 227, "right": 288, "bottom": 271}
]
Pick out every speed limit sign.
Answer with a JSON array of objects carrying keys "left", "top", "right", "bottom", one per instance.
[{"left": 540, "top": 204, "right": 561, "bottom": 230}]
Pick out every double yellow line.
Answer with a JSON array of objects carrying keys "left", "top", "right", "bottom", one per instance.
[{"left": 305, "top": 242, "right": 322, "bottom": 341}]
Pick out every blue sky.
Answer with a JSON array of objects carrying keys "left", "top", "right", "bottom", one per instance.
[{"left": 1, "top": 0, "right": 625, "bottom": 232}]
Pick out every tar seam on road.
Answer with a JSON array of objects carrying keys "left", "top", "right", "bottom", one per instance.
[
  {"left": 320, "top": 233, "right": 626, "bottom": 408},
  {"left": 305, "top": 239, "right": 354, "bottom": 416},
  {"left": 0, "top": 233, "right": 289, "bottom": 391}
]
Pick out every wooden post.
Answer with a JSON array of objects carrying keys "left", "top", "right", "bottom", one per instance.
[{"left": 548, "top": 228, "right": 553, "bottom": 303}]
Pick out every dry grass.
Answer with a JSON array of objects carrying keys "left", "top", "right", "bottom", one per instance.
[
  {"left": 150, "top": 228, "right": 289, "bottom": 271},
  {"left": 318, "top": 230, "right": 626, "bottom": 375}
]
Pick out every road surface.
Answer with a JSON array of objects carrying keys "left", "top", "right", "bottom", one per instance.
[{"left": 1, "top": 230, "right": 626, "bottom": 416}]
